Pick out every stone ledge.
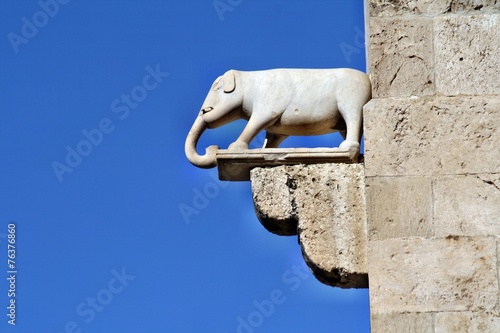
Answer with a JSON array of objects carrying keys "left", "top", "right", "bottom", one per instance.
[
  {"left": 216, "top": 148, "right": 359, "bottom": 181},
  {"left": 251, "top": 163, "right": 368, "bottom": 288}
]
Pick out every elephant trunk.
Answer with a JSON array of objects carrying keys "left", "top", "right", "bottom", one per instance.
[{"left": 185, "top": 114, "right": 218, "bottom": 168}]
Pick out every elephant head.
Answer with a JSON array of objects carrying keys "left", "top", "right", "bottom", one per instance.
[{"left": 185, "top": 70, "right": 244, "bottom": 168}]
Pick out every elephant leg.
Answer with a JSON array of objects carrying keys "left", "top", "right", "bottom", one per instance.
[
  {"left": 229, "top": 113, "right": 279, "bottom": 151},
  {"left": 338, "top": 106, "right": 362, "bottom": 152},
  {"left": 263, "top": 132, "right": 288, "bottom": 148}
]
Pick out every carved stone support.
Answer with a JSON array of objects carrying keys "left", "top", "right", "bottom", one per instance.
[{"left": 251, "top": 163, "right": 368, "bottom": 288}]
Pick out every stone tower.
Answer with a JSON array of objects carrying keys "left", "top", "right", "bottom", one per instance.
[{"left": 365, "top": 1, "right": 499, "bottom": 331}]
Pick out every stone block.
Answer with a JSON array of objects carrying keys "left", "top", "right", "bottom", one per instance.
[
  {"left": 369, "top": 17, "right": 434, "bottom": 97},
  {"left": 433, "top": 174, "right": 500, "bottom": 237},
  {"left": 294, "top": 164, "right": 368, "bottom": 288},
  {"left": 435, "top": 14, "right": 500, "bottom": 96},
  {"left": 366, "top": 176, "right": 433, "bottom": 241},
  {"left": 369, "top": 0, "right": 500, "bottom": 17},
  {"left": 251, "top": 166, "right": 297, "bottom": 235},
  {"left": 497, "top": 237, "right": 500, "bottom": 312},
  {"left": 371, "top": 312, "right": 434, "bottom": 333},
  {"left": 435, "top": 311, "right": 500, "bottom": 333},
  {"left": 363, "top": 96, "right": 500, "bottom": 177},
  {"left": 368, "top": 236, "right": 498, "bottom": 313},
  {"left": 251, "top": 163, "right": 368, "bottom": 288}
]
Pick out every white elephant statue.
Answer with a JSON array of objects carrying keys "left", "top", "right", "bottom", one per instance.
[{"left": 185, "top": 68, "right": 371, "bottom": 168}]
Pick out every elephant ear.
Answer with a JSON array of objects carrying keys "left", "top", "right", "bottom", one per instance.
[{"left": 223, "top": 70, "right": 236, "bottom": 93}]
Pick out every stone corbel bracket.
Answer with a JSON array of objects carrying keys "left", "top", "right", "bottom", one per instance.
[{"left": 250, "top": 163, "right": 368, "bottom": 288}]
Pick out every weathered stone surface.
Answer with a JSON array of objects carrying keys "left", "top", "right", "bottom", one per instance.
[
  {"left": 366, "top": 2, "right": 500, "bottom": 331},
  {"left": 433, "top": 174, "right": 500, "bottom": 237},
  {"left": 366, "top": 176, "right": 433, "bottom": 240},
  {"left": 370, "top": 0, "right": 500, "bottom": 17},
  {"left": 497, "top": 237, "right": 500, "bottom": 312},
  {"left": 370, "top": 17, "right": 434, "bottom": 97},
  {"left": 435, "top": 14, "right": 500, "bottom": 96},
  {"left": 294, "top": 164, "right": 368, "bottom": 288},
  {"left": 369, "top": 236, "right": 498, "bottom": 313},
  {"left": 435, "top": 311, "right": 500, "bottom": 333},
  {"left": 251, "top": 166, "right": 297, "bottom": 235},
  {"left": 371, "top": 312, "right": 434, "bottom": 333},
  {"left": 251, "top": 163, "right": 368, "bottom": 288},
  {"left": 364, "top": 96, "right": 500, "bottom": 177}
]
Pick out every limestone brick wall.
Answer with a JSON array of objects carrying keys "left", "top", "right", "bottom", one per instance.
[{"left": 364, "top": 1, "right": 500, "bottom": 331}]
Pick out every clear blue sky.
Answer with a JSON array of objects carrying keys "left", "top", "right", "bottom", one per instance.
[{"left": 0, "top": 1, "right": 369, "bottom": 332}]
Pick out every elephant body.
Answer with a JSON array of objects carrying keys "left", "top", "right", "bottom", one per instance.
[{"left": 185, "top": 68, "right": 372, "bottom": 168}]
